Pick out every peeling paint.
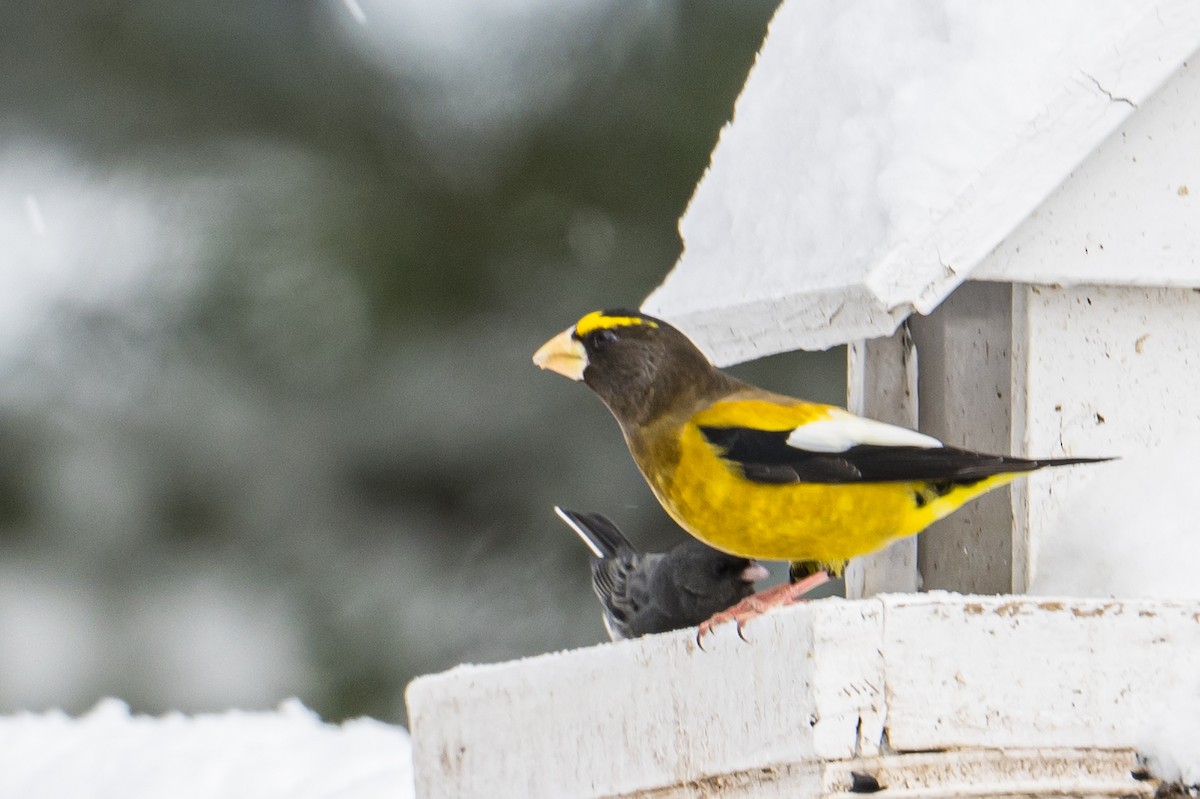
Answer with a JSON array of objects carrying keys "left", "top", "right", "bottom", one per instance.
[
  {"left": 1071, "top": 603, "right": 1119, "bottom": 618},
  {"left": 994, "top": 602, "right": 1024, "bottom": 617},
  {"left": 409, "top": 595, "right": 1200, "bottom": 797}
]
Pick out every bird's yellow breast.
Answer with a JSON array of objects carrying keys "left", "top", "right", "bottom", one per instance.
[{"left": 630, "top": 418, "right": 1015, "bottom": 564}]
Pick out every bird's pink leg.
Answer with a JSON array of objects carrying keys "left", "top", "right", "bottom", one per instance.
[{"left": 696, "top": 571, "right": 831, "bottom": 644}]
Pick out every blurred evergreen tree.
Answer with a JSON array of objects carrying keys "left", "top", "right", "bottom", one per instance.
[{"left": 0, "top": 0, "right": 846, "bottom": 722}]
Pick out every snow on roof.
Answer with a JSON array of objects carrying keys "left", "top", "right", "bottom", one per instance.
[{"left": 643, "top": 0, "right": 1200, "bottom": 364}]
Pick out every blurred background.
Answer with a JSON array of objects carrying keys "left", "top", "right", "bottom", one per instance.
[{"left": 0, "top": 0, "right": 843, "bottom": 723}]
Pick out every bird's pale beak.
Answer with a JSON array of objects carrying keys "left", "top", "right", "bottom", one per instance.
[
  {"left": 533, "top": 327, "right": 588, "bottom": 381},
  {"left": 741, "top": 563, "right": 770, "bottom": 583}
]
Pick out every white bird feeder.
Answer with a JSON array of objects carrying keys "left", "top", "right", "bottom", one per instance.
[
  {"left": 408, "top": 2, "right": 1200, "bottom": 795},
  {"left": 643, "top": 0, "right": 1200, "bottom": 599}
]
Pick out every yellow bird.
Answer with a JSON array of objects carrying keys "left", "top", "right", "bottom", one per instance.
[{"left": 534, "top": 309, "right": 1107, "bottom": 630}]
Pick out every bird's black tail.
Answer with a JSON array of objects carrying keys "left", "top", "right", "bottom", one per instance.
[
  {"left": 984, "top": 454, "right": 1114, "bottom": 480},
  {"left": 1025, "top": 456, "right": 1114, "bottom": 470},
  {"left": 553, "top": 506, "right": 633, "bottom": 559},
  {"left": 874, "top": 450, "right": 1115, "bottom": 483}
]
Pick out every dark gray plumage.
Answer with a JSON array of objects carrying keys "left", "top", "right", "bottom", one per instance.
[{"left": 554, "top": 506, "right": 769, "bottom": 641}]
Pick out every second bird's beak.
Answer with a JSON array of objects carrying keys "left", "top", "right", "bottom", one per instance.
[
  {"left": 533, "top": 327, "right": 588, "bottom": 381},
  {"left": 741, "top": 563, "right": 771, "bottom": 583}
]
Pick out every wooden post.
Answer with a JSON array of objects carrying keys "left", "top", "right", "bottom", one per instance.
[
  {"left": 908, "top": 281, "right": 1015, "bottom": 594},
  {"left": 845, "top": 323, "right": 920, "bottom": 597},
  {"left": 1010, "top": 283, "right": 1200, "bottom": 590}
]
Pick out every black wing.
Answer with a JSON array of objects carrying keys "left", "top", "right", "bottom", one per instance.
[{"left": 699, "top": 425, "right": 1108, "bottom": 485}]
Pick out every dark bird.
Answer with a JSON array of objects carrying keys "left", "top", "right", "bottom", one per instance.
[
  {"left": 536, "top": 310, "right": 1110, "bottom": 634},
  {"left": 554, "top": 506, "right": 769, "bottom": 640}
]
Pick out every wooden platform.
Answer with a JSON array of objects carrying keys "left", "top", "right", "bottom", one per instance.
[{"left": 405, "top": 594, "right": 1199, "bottom": 798}]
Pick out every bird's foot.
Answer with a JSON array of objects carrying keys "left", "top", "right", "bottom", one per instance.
[{"left": 696, "top": 570, "right": 831, "bottom": 646}]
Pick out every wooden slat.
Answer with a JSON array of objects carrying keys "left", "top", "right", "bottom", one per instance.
[
  {"left": 406, "top": 595, "right": 1200, "bottom": 798},
  {"left": 909, "top": 280, "right": 1015, "bottom": 594},
  {"left": 845, "top": 323, "right": 920, "bottom": 597}
]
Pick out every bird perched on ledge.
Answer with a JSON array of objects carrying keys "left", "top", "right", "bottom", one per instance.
[
  {"left": 534, "top": 309, "right": 1109, "bottom": 633},
  {"left": 554, "top": 506, "right": 769, "bottom": 640}
]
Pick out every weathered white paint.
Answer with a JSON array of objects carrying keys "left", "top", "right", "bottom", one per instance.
[
  {"left": 642, "top": 1, "right": 1200, "bottom": 364},
  {"left": 976, "top": 61, "right": 1200, "bottom": 289},
  {"left": 844, "top": 325, "right": 920, "bottom": 597},
  {"left": 1010, "top": 284, "right": 1200, "bottom": 591},
  {"left": 406, "top": 595, "right": 1200, "bottom": 798},
  {"left": 624, "top": 748, "right": 1151, "bottom": 798},
  {"left": 408, "top": 599, "right": 887, "bottom": 798},
  {"left": 877, "top": 594, "right": 1200, "bottom": 751}
]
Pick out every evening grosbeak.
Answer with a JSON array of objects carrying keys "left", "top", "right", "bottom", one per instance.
[
  {"left": 553, "top": 506, "right": 769, "bottom": 640},
  {"left": 534, "top": 310, "right": 1108, "bottom": 634}
]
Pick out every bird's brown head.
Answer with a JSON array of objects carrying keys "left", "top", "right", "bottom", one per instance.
[{"left": 532, "top": 309, "right": 728, "bottom": 427}]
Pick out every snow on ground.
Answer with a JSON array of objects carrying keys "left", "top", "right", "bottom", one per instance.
[{"left": 0, "top": 699, "right": 413, "bottom": 799}]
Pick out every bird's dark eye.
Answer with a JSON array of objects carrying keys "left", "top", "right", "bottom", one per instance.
[{"left": 589, "top": 328, "right": 618, "bottom": 351}]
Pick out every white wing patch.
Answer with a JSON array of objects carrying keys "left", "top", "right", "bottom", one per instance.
[{"left": 786, "top": 410, "right": 942, "bottom": 453}]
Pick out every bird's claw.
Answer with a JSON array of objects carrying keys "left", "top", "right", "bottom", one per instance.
[
  {"left": 695, "top": 619, "right": 718, "bottom": 649},
  {"left": 693, "top": 570, "right": 833, "bottom": 649},
  {"left": 694, "top": 604, "right": 758, "bottom": 646},
  {"left": 736, "top": 620, "right": 750, "bottom": 642}
]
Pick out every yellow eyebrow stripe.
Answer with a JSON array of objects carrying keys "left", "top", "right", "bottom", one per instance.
[{"left": 574, "top": 311, "right": 658, "bottom": 337}]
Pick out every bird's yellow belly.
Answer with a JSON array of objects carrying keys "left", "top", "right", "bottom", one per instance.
[{"left": 639, "top": 427, "right": 1015, "bottom": 564}]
